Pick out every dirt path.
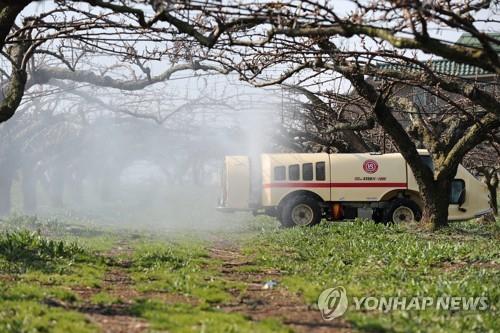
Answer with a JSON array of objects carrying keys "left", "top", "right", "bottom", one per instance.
[
  {"left": 72, "top": 242, "right": 149, "bottom": 333},
  {"left": 209, "top": 243, "right": 352, "bottom": 333},
  {"left": 64, "top": 240, "right": 351, "bottom": 332}
]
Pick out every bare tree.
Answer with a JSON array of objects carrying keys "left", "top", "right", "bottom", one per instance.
[
  {"left": 0, "top": 1, "right": 230, "bottom": 123},
  {"left": 2, "top": 1, "right": 499, "bottom": 228},
  {"left": 278, "top": 85, "right": 380, "bottom": 153},
  {"left": 1, "top": 69, "right": 277, "bottom": 215}
]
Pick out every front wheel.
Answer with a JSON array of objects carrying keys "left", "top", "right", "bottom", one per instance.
[
  {"left": 383, "top": 198, "right": 422, "bottom": 224},
  {"left": 281, "top": 196, "right": 322, "bottom": 228}
]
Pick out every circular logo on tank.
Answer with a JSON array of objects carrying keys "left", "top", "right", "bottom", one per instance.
[{"left": 363, "top": 159, "right": 378, "bottom": 173}]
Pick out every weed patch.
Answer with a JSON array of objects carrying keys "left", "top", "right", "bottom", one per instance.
[
  {"left": 131, "top": 242, "right": 241, "bottom": 304},
  {"left": 243, "top": 219, "right": 500, "bottom": 332},
  {"left": 0, "top": 230, "right": 94, "bottom": 274}
]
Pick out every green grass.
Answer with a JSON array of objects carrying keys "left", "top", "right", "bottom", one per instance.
[
  {"left": 243, "top": 219, "right": 500, "bottom": 333},
  {"left": 130, "top": 240, "right": 244, "bottom": 304},
  {"left": 0, "top": 223, "right": 111, "bottom": 333},
  {"left": 0, "top": 215, "right": 498, "bottom": 332},
  {"left": 131, "top": 299, "right": 291, "bottom": 333},
  {"left": 0, "top": 300, "right": 96, "bottom": 333},
  {"left": 0, "top": 229, "right": 98, "bottom": 276}
]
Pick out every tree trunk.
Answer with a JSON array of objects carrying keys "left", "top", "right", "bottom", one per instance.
[
  {"left": 192, "top": 161, "right": 202, "bottom": 186},
  {"left": 0, "top": 174, "right": 13, "bottom": 216},
  {"left": 21, "top": 165, "right": 37, "bottom": 214},
  {"left": 487, "top": 183, "right": 498, "bottom": 216},
  {"left": 68, "top": 175, "right": 84, "bottom": 203},
  {"left": 0, "top": 33, "right": 31, "bottom": 124},
  {"left": 487, "top": 171, "right": 498, "bottom": 216},
  {"left": 47, "top": 167, "right": 65, "bottom": 208},
  {"left": 0, "top": 1, "right": 32, "bottom": 50},
  {"left": 99, "top": 173, "right": 114, "bottom": 202},
  {"left": 413, "top": 172, "right": 453, "bottom": 230},
  {"left": 342, "top": 130, "right": 373, "bottom": 153},
  {"left": 50, "top": 178, "right": 64, "bottom": 208},
  {"left": 476, "top": 168, "right": 498, "bottom": 216},
  {"left": 420, "top": 191, "right": 450, "bottom": 230}
]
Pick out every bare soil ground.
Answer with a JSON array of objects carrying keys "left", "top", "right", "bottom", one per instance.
[
  {"left": 72, "top": 242, "right": 149, "bottom": 333},
  {"left": 64, "top": 240, "right": 350, "bottom": 332},
  {"left": 209, "top": 243, "right": 352, "bottom": 333}
]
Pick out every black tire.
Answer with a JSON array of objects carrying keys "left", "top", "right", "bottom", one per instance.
[
  {"left": 383, "top": 198, "right": 422, "bottom": 224},
  {"left": 281, "top": 195, "right": 322, "bottom": 228},
  {"left": 372, "top": 208, "right": 384, "bottom": 224}
]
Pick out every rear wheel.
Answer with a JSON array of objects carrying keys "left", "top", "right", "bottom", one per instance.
[
  {"left": 281, "top": 195, "right": 322, "bottom": 228},
  {"left": 383, "top": 198, "right": 422, "bottom": 224}
]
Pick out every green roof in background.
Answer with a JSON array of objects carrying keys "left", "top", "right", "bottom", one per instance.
[
  {"left": 378, "top": 32, "right": 499, "bottom": 77},
  {"left": 456, "top": 32, "right": 500, "bottom": 52}
]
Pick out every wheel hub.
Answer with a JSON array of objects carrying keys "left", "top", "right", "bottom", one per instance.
[
  {"left": 291, "top": 204, "right": 314, "bottom": 226},
  {"left": 392, "top": 206, "right": 415, "bottom": 223}
]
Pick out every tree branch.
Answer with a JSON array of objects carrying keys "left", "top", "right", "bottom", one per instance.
[
  {"left": 32, "top": 61, "right": 229, "bottom": 90},
  {"left": 277, "top": 22, "right": 500, "bottom": 74}
]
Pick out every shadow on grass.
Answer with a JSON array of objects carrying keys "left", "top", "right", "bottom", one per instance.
[
  {"left": 437, "top": 219, "right": 499, "bottom": 240},
  {"left": 351, "top": 321, "right": 398, "bottom": 333},
  {"left": 401, "top": 218, "right": 499, "bottom": 240}
]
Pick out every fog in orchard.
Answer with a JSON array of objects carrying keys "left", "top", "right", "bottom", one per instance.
[
  {"left": 0, "top": 73, "right": 283, "bottom": 232},
  {"left": 1, "top": 1, "right": 497, "bottom": 233}
]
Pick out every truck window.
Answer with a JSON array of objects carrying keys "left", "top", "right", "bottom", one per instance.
[
  {"left": 289, "top": 164, "right": 300, "bottom": 180},
  {"left": 450, "top": 179, "right": 465, "bottom": 204},
  {"left": 274, "top": 166, "right": 286, "bottom": 181},
  {"left": 316, "top": 162, "right": 325, "bottom": 181},
  {"left": 303, "top": 163, "right": 313, "bottom": 181}
]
